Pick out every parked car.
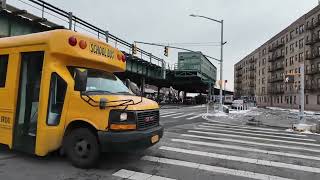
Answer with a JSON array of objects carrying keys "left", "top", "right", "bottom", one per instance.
[
  {"left": 231, "top": 100, "right": 244, "bottom": 109},
  {"left": 184, "top": 97, "right": 196, "bottom": 105}
]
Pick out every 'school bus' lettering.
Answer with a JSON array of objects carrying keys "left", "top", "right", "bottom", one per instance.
[{"left": 89, "top": 43, "right": 114, "bottom": 59}]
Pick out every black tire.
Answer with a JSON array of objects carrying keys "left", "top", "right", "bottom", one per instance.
[{"left": 64, "top": 128, "right": 100, "bottom": 168}]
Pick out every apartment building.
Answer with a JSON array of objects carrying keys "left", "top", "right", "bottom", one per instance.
[{"left": 234, "top": 5, "right": 320, "bottom": 111}]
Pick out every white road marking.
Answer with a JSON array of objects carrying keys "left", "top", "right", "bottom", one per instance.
[
  {"left": 160, "top": 111, "right": 177, "bottom": 115},
  {"left": 113, "top": 169, "right": 176, "bottom": 180},
  {"left": 142, "top": 156, "right": 293, "bottom": 180},
  {"left": 173, "top": 113, "right": 195, "bottom": 119},
  {"left": 160, "top": 146, "right": 320, "bottom": 173},
  {"left": 187, "top": 114, "right": 203, "bottom": 120},
  {"left": 161, "top": 113, "right": 184, "bottom": 118},
  {"left": 171, "top": 138, "right": 320, "bottom": 161},
  {"left": 181, "top": 134, "right": 320, "bottom": 153},
  {"left": 199, "top": 124, "right": 307, "bottom": 137},
  {"left": 195, "top": 126, "right": 315, "bottom": 142},
  {"left": 189, "top": 130, "right": 320, "bottom": 147},
  {"left": 203, "top": 122, "right": 281, "bottom": 132}
]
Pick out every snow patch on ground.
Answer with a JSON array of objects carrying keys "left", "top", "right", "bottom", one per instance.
[
  {"left": 229, "top": 108, "right": 260, "bottom": 116},
  {"left": 206, "top": 112, "right": 228, "bottom": 117},
  {"left": 229, "top": 110, "right": 250, "bottom": 114},
  {"left": 266, "top": 107, "right": 320, "bottom": 115},
  {"left": 285, "top": 128, "right": 294, "bottom": 132}
]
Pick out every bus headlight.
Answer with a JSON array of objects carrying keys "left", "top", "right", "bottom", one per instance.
[
  {"left": 120, "top": 113, "right": 128, "bottom": 121},
  {"left": 109, "top": 110, "right": 136, "bottom": 124}
]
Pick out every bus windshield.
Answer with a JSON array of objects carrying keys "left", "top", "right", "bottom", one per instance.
[{"left": 74, "top": 68, "right": 132, "bottom": 95}]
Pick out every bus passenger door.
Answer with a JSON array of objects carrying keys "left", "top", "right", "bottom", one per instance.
[{"left": 13, "top": 52, "right": 44, "bottom": 154}]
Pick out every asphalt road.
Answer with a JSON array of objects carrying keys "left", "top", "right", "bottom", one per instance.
[{"left": 1, "top": 105, "right": 320, "bottom": 180}]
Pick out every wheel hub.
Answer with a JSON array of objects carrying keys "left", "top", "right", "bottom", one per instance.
[{"left": 74, "top": 139, "right": 91, "bottom": 158}]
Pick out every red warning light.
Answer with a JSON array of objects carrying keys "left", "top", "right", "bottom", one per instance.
[
  {"left": 79, "top": 40, "right": 87, "bottom": 49},
  {"left": 68, "top": 36, "right": 77, "bottom": 46},
  {"left": 122, "top": 54, "right": 126, "bottom": 62}
]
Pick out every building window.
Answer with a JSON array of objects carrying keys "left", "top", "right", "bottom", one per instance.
[
  {"left": 311, "top": 64, "right": 315, "bottom": 72},
  {"left": 290, "top": 44, "right": 294, "bottom": 52},
  {"left": 299, "top": 39, "right": 304, "bottom": 49},
  {"left": 0, "top": 55, "right": 9, "bottom": 87},
  {"left": 306, "top": 95, "right": 309, "bottom": 105},
  {"left": 317, "top": 95, "right": 320, "bottom": 105},
  {"left": 294, "top": 96, "right": 296, "bottom": 104}
]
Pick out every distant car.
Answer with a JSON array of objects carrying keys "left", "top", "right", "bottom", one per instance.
[
  {"left": 184, "top": 97, "right": 195, "bottom": 105},
  {"left": 224, "top": 95, "right": 234, "bottom": 105},
  {"left": 231, "top": 100, "right": 244, "bottom": 109}
]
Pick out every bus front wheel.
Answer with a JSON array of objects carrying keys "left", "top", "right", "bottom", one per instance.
[{"left": 64, "top": 128, "right": 100, "bottom": 168}]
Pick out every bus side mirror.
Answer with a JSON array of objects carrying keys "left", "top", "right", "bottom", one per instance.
[
  {"left": 74, "top": 68, "right": 88, "bottom": 92},
  {"left": 130, "top": 82, "right": 141, "bottom": 96},
  {"left": 125, "top": 78, "right": 141, "bottom": 96}
]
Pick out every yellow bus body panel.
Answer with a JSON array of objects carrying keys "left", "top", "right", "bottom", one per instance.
[{"left": 0, "top": 30, "right": 159, "bottom": 156}]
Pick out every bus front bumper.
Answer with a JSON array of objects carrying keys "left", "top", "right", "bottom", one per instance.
[{"left": 97, "top": 126, "right": 164, "bottom": 152}]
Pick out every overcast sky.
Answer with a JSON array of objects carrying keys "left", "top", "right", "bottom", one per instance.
[{"left": 9, "top": 0, "right": 319, "bottom": 91}]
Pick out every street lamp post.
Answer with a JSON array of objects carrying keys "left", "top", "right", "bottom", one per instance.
[{"left": 190, "top": 14, "right": 225, "bottom": 111}]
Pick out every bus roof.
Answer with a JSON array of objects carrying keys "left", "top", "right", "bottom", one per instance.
[{"left": 0, "top": 30, "right": 126, "bottom": 72}]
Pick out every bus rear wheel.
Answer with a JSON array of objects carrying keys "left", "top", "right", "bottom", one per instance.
[{"left": 64, "top": 128, "right": 100, "bottom": 168}]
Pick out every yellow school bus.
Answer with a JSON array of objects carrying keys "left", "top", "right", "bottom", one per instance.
[{"left": 0, "top": 29, "right": 163, "bottom": 168}]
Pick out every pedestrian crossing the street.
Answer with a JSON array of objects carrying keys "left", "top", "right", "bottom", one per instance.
[{"left": 112, "top": 119, "right": 320, "bottom": 180}]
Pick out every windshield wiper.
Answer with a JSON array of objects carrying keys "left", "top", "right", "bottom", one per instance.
[
  {"left": 116, "top": 91, "right": 133, "bottom": 95},
  {"left": 84, "top": 90, "right": 113, "bottom": 94}
]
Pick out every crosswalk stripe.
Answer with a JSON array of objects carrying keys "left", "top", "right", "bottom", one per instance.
[
  {"left": 203, "top": 122, "right": 281, "bottom": 132},
  {"left": 160, "top": 112, "right": 177, "bottom": 115},
  {"left": 142, "top": 156, "right": 293, "bottom": 180},
  {"left": 172, "top": 113, "right": 195, "bottom": 119},
  {"left": 195, "top": 126, "right": 315, "bottom": 142},
  {"left": 200, "top": 124, "right": 307, "bottom": 137},
  {"left": 113, "top": 169, "right": 176, "bottom": 180},
  {"left": 160, "top": 146, "right": 320, "bottom": 173},
  {"left": 181, "top": 134, "right": 320, "bottom": 153},
  {"left": 189, "top": 130, "right": 320, "bottom": 147},
  {"left": 171, "top": 138, "right": 320, "bottom": 161},
  {"left": 186, "top": 114, "right": 203, "bottom": 120},
  {"left": 161, "top": 113, "right": 184, "bottom": 118}
]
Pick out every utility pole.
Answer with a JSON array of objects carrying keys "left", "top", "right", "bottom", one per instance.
[
  {"left": 189, "top": 14, "right": 225, "bottom": 112},
  {"left": 219, "top": 20, "right": 224, "bottom": 112}
]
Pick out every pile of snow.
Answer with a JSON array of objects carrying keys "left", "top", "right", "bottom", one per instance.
[
  {"left": 205, "top": 112, "right": 228, "bottom": 117},
  {"left": 266, "top": 107, "right": 320, "bottom": 116},
  {"left": 229, "top": 110, "right": 250, "bottom": 114}
]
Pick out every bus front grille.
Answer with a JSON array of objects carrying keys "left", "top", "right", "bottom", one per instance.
[{"left": 136, "top": 110, "right": 159, "bottom": 130}]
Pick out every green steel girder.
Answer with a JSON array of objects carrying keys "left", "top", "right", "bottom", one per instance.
[{"left": 0, "top": 11, "right": 47, "bottom": 37}]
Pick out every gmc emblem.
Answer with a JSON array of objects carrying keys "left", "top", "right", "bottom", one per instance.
[{"left": 144, "top": 116, "right": 155, "bottom": 122}]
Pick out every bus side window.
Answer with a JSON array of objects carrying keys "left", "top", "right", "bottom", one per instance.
[
  {"left": 47, "top": 73, "right": 67, "bottom": 126},
  {"left": 0, "top": 55, "right": 9, "bottom": 88}
]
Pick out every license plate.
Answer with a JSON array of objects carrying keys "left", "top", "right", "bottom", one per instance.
[{"left": 151, "top": 135, "right": 159, "bottom": 144}]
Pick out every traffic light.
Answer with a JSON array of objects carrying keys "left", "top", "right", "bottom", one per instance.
[
  {"left": 132, "top": 44, "right": 137, "bottom": 55},
  {"left": 164, "top": 46, "right": 169, "bottom": 57}
]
